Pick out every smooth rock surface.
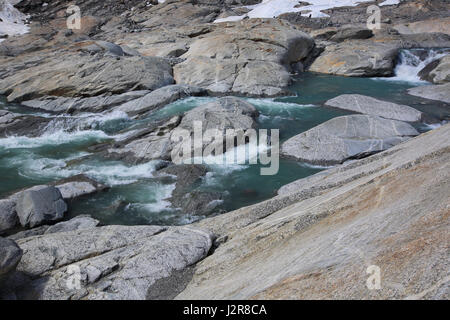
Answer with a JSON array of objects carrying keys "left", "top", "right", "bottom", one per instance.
[
  {"left": 408, "top": 83, "right": 450, "bottom": 104},
  {"left": 309, "top": 40, "right": 398, "bottom": 77},
  {"left": 281, "top": 115, "right": 419, "bottom": 165},
  {"left": 176, "top": 124, "right": 450, "bottom": 300},
  {"left": 419, "top": 55, "right": 450, "bottom": 84},
  {"left": 15, "top": 186, "right": 68, "bottom": 228},
  {"left": 324, "top": 94, "right": 423, "bottom": 122}
]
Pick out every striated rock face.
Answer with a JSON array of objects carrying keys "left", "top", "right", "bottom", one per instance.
[
  {"left": 281, "top": 115, "right": 419, "bottom": 165},
  {"left": 173, "top": 19, "right": 314, "bottom": 96},
  {"left": 0, "top": 110, "right": 50, "bottom": 138},
  {"left": 408, "top": 83, "right": 450, "bottom": 104},
  {"left": 0, "top": 53, "right": 174, "bottom": 102},
  {"left": 3, "top": 225, "right": 213, "bottom": 300},
  {"left": 324, "top": 94, "right": 423, "bottom": 122},
  {"left": 176, "top": 124, "right": 450, "bottom": 300},
  {"left": 309, "top": 40, "right": 398, "bottom": 77}
]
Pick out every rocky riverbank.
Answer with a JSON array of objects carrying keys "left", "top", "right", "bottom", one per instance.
[{"left": 0, "top": 0, "right": 449, "bottom": 300}]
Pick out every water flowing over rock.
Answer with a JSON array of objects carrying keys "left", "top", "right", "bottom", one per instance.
[
  {"left": 281, "top": 115, "right": 419, "bottom": 165},
  {"left": 0, "top": 110, "right": 50, "bottom": 137},
  {"left": 324, "top": 94, "right": 423, "bottom": 122},
  {"left": 173, "top": 19, "right": 314, "bottom": 96},
  {"left": 107, "top": 97, "right": 258, "bottom": 163}
]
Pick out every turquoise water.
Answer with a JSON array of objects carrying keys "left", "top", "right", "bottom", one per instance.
[{"left": 0, "top": 72, "right": 447, "bottom": 226}]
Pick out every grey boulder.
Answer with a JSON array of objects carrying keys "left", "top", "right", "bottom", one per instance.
[
  {"left": 0, "top": 237, "right": 22, "bottom": 281},
  {"left": 281, "top": 115, "right": 419, "bottom": 165},
  {"left": 0, "top": 199, "right": 18, "bottom": 234},
  {"left": 419, "top": 55, "right": 450, "bottom": 84},
  {"left": 325, "top": 94, "right": 423, "bottom": 122},
  {"left": 15, "top": 186, "right": 68, "bottom": 228}
]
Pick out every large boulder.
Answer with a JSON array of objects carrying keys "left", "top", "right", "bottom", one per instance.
[
  {"left": 324, "top": 94, "right": 423, "bottom": 122},
  {"left": 0, "top": 53, "right": 174, "bottom": 102},
  {"left": 174, "top": 19, "right": 314, "bottom": 96},
  {"left": 407, "top": 83, "right": 450, "bottom": 104},
  {"left": 419, "top": 55, "right": 450, "bottom": 84},
  {"left": 281, "top": 115, "right": 419, "bottom": 165},
  {"left": 0, "top": 199, "right": 18, "bottom": 235},
  {"left": 15, "top": 186, "right": 68, "bottom": 228},
  {"left": 0, "top": 237, "right": 22, "bottom": 282},
  {"left": 309, "top": 40, "right": 398, "bottom": 77}
]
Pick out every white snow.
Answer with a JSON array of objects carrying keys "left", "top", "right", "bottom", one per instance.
[
  {"left": 0, "top": 0, "right": 29, "bottom": 42},
  {"left": 215, "top": 0, "right": 405, "bottom": 23}
]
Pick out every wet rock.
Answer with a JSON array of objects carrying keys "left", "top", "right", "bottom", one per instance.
[
  {"left": 15, "top": 186, "right": 68, "bottom": 228},
  {"left": 0, "top": 237, "right": 22, "bottom": 282},
  {"left": 173, "top": 19, "right": 314, "bottom": 96},
  {"left": 324, "top": 94, "right": 423, "bottom": 122},
  {"left": 0, "top": 199, "right": 18, "bottom": 235},
  {"left": 158, "top": 164, "right": 223, "bottom": 216},
  {"left": 107, "top": 97, "right": 258, "bottom": 162},
  {"left": 281, "top": 115, "right": 419, "bottom": 165},
  {"left": 0, "top": 110, "right": 50, "bottom": 137},
  {"left": 44, "top": 215, "right": 100, "bottom": 235},
  {"left": 408, "top": 83, "right": 450, "bottom": 104}
]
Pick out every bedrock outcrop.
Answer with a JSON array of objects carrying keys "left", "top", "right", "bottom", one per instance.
[{"left": 176, "top": 123, "right": 450, "bottom": 299}]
